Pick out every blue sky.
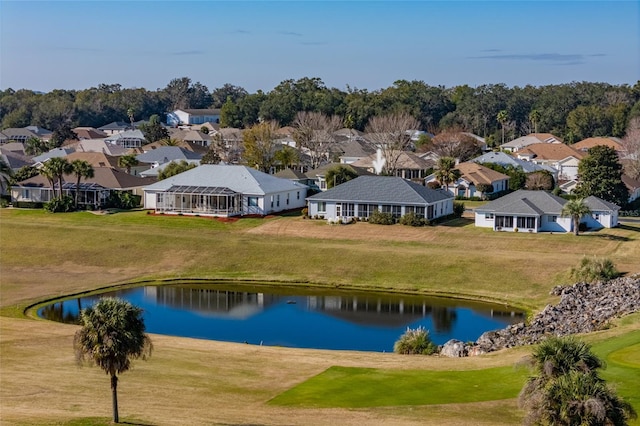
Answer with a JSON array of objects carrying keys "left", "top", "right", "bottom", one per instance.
[{"left": 1, "top": 1, "right": 638, "bottom": 93}]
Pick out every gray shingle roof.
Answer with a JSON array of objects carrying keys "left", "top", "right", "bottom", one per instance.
[
  {"left": 307, "top": 176, "right": 453, "bottom": 204},
  {"left": 475, "top": 190, "right": 567, "bottom": 215},
  {"left": 136, "top": 147, "right": 202, "bottom": 163},
  {"left": 584, "top": 196, "right": 620, "bottom": 211}
]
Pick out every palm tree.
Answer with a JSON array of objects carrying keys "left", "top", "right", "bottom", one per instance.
[
  {"left": 38, "top": 163, "right": 56, "bottom": 198},
  {"left": 325, "top": 165, "right": 358, "bottom": 189},
  {"left": 497, "top": 110, "right": 509, "bottom": 145},
  {"left": 70, "top": 160, "right": 94, "bottom": 209},
  {"left": 434, "top": 156, "right": 461, "bottom": 192},
  {"left": 274, "top": 145, "right": 299, "bottom": 169},
  {"left": 519, "top": 337, "right": 636, "bottom": 426},
  {"left": 561, "top": 198, "right": 592, "bottom": 236},
  {"left": 117, "top": 154, "right": 139, "bottom": 175},
  {"left": 127, "top": 107, "right": 135, "bottom": 129},
  {"left": 543, "top": 371, "right": 637, "bottom": 426},
  {"left": 47, "top": 157, "right": 71, "bottom": 198},
  {"left": 40, "top": 157, "right": 71, "bottom": 198},
  {"left": 529, "top": 109, "right": 541, "bottom": 134},
  {"left": 0, "top": 157, "right": 13, "bottom": 195},
  {"left": 74, "top": 297, "right": 152, "bottom": 424}
]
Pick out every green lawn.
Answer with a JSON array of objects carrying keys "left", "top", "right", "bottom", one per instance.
[
  {"left": 270, "top": 327, "right": 640, "bottom": 419},
  {"left": 269, "top": 365, "right": 528, "bottom": 408}
]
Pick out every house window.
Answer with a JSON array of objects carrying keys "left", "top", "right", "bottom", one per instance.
[
  {"left": 270, "top": 196, "right": 274, "bottom": 208},
  {"left": 317, "top": 202, "right": 326, "bottom": 213},
  {"left": 248, "top": 197, "right": 258, "bottom": 207},
  {"left": 414, "top": 206, "right": 425, "bottom": 218},
  {"left": 22, "top": 189, "right": 29, "bottom": 199},
  {"left": 496, "top": 216, "right": 513, "bottom": 228},
  {"left": 342, "top": 203, "right": 355, "bottom": 217},
  {"left": 320, "top": 180, "right": 327, "bottom": 190},
  {"left": 277, "top": 194, "right": 280, "bottom": 207},
  {"left": 286, "top": 193, "right": 290, "bottom": 205},
  {"left": 486, "top": 213, "right": 494, "bottom": 220},
  {"left": 593, "top": 213, "right": 600, "bottom": 221},
  {"left": 392, "top": 205, "right": 402, "bottom": 218},
  {"left": 517, "top": 217, "right": 536, "bottom": 229},
  {"left": 297, "top": 191, "right": 300, "bottom": 200},
  {"left": 550, "top": 216, "right": 557, "bottom": 222}
]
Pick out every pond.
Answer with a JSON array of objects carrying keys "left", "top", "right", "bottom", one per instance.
[{"left": 39, "top": 283, "right": 525, "bottom": 352}]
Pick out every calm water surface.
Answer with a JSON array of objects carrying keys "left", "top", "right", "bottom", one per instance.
[{"left": 39, "top": 283, "right": 524, "bottom": 352}]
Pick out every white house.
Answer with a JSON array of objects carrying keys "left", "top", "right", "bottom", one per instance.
[
  {"left": 474, "top": 190, "right": 619, "bottom": 233},
  {"left": 105, "top": 129, "right": 146, "bottom": 149},
  {"left": 143, "top": 164, "right": 308, "bottom": 217},
  {"left": 306, "top": 176, "right": 454, "bottom": 222},
  {"left": 166, "top": 109, "right": 221, "bottom": 127}
]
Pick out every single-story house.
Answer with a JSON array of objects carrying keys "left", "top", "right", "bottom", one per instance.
[
  {"left": 471, "top": 151, "right": 558, "bottom": 176},
  {"left": 572, "top": 137, "right": 625, "bottom": 155},
  {"left": 12, "top": 167, "right": 156, "bottom": 208},
  {"left": 306, "top": 175, "right": 454, "bottom": 222},
  {"left": 351, "top": 150, "right": 435, "bottom": 180},
  {"left": 105, "top": 130, "right": 146, "bottom": 149},
  {"left": 499, "top": 133, "right": 562, "bottom": 153},
  {"left": 97, "top": 121, "right": 131, "bottom": 135},
  {"left": 166, "top": 109, "right": 221, "bottom": 127},
  {"left": 305, "top": 163, "right": 374, "bottom": 192},
  {"left": 142, "top": 164, "right": 308, "bottom": 217},
  {"left": 474, "top": 190, "right": 619, "bottom": 233},
  {"left": 425, "top": 162, "right": 510, "bottom": 199},
  {"left": 136, "top": 146, "right": 202, "bottom": 169}
]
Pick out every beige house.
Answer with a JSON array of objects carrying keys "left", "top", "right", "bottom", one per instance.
[
  {"left": 515, "top": 143, "right": 584, "bottom": 180},
  {"left": 425, "top": 162, "right": 510, "bottom": 199}
]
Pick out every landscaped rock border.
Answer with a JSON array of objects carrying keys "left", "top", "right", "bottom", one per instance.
[{"left": 439, "top": 274, "right": 640, "bottom": 357}]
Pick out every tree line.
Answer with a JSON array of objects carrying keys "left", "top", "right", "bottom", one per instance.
[{"left": 2, "top": 77, "right": 639, "bottom": 146}]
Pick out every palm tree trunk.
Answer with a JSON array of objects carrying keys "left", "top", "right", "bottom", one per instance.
[
  {"left": 111, "top": 374, "right": 119, "bottom": 423},
  {"left": 75, "top": 177, "right": 81, "bottom": 210},
  {"left": 574, "top": 217, "right": 580, "bottom": 236}
]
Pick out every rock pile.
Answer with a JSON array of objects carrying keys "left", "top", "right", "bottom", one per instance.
[{"left": 439, "top": 274, "right": 640, "bottom": 357}]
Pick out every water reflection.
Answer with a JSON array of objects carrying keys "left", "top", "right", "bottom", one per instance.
[{"left": 39, "top": 284, "right": 525, "bottom": 352}]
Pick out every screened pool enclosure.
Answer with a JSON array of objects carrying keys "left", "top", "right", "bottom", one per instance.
[{"left": 154, "top": 185, "right": 243, "bottom": 216}]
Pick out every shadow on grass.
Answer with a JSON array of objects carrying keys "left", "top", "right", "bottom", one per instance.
[
  {"left": 61, "top": 418, "right": 155, "bottom": 426},
  {"left": 617, "top": 223, "right": 640, "bottom": 233},
  {"left": 440, "top": 218, "right": 474, "bottom": 227}
]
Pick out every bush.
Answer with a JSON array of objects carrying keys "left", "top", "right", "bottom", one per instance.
[
  {"left": 368, "top": 209, "right": 395, "bottom": 225},
  {"left": 44, "top": 195, "right": 74, "bottom": 213},
  {"left": 393, "top": 326, "right": 438, "bottom": 355},
  {"left": 301, "top": 208, "right": 308, "bottom": 218},
  {"left": 13, "top": 201, "right": 43, "bottom": 209},
  {"left": 453, "top": 201, "right": 465, "bottom": 218},
  {"left": 106, "top": 191, "right": 141, "bottom": 210},
  {"left": 399, "top": 212, "right": 426, "bottom": 227},
  {"left": 570, "top": 256, "right": 619, "bottom": 283}
]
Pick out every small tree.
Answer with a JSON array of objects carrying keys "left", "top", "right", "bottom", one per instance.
[
  {"left": 570, "top": 256, "right": 619, "bottom": 283},
  {"left": 158, "top": 160, "right": 197, "bottom": 180},
  {"left": 325, "top": 165, "right": 358, "bottom": 189},
  {"left": 117, "top": 154, "right": 139, "bottom": 175},
  {"left": 434, "top": 157, "right": 460, "bottom": 191},
  {"left": 70, "top": 160, "right": 94, "bottom": 209},
  {"left": 561, "top": 198, "right": 591, "bottom": 236},
  {"left": 74, "top": 298, "right": 152, "bottom": 423},
  {"left": 519, "top": 336, "right": 636, "bottom": 426}
]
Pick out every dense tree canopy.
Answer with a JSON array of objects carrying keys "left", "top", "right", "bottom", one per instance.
[
  {"left": 575, "top": 145, "right": 628, "bottom": 207},
  {"left": 1, "top": 79, "right": 638, "bottom": 145}
]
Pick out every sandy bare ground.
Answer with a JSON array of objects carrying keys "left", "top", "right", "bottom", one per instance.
[
  {"left": 245, "top": 217, "right": 447, "bottom": 242},
  {"left": 0, "top": 316, "right": 530, "bottom": 426}
]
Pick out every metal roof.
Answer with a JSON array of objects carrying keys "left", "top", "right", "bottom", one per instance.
[{"left": 166, "top": 185, "right": 237, "bottom": 195}]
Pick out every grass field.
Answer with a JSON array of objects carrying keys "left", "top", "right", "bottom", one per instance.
[{"left": 1, "top": 208, "right": 639, "bottom": 425}]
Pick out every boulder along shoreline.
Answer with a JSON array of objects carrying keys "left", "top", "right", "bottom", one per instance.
[{"left": 440, "top": 274, "right": 640, "bottom": 357}]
